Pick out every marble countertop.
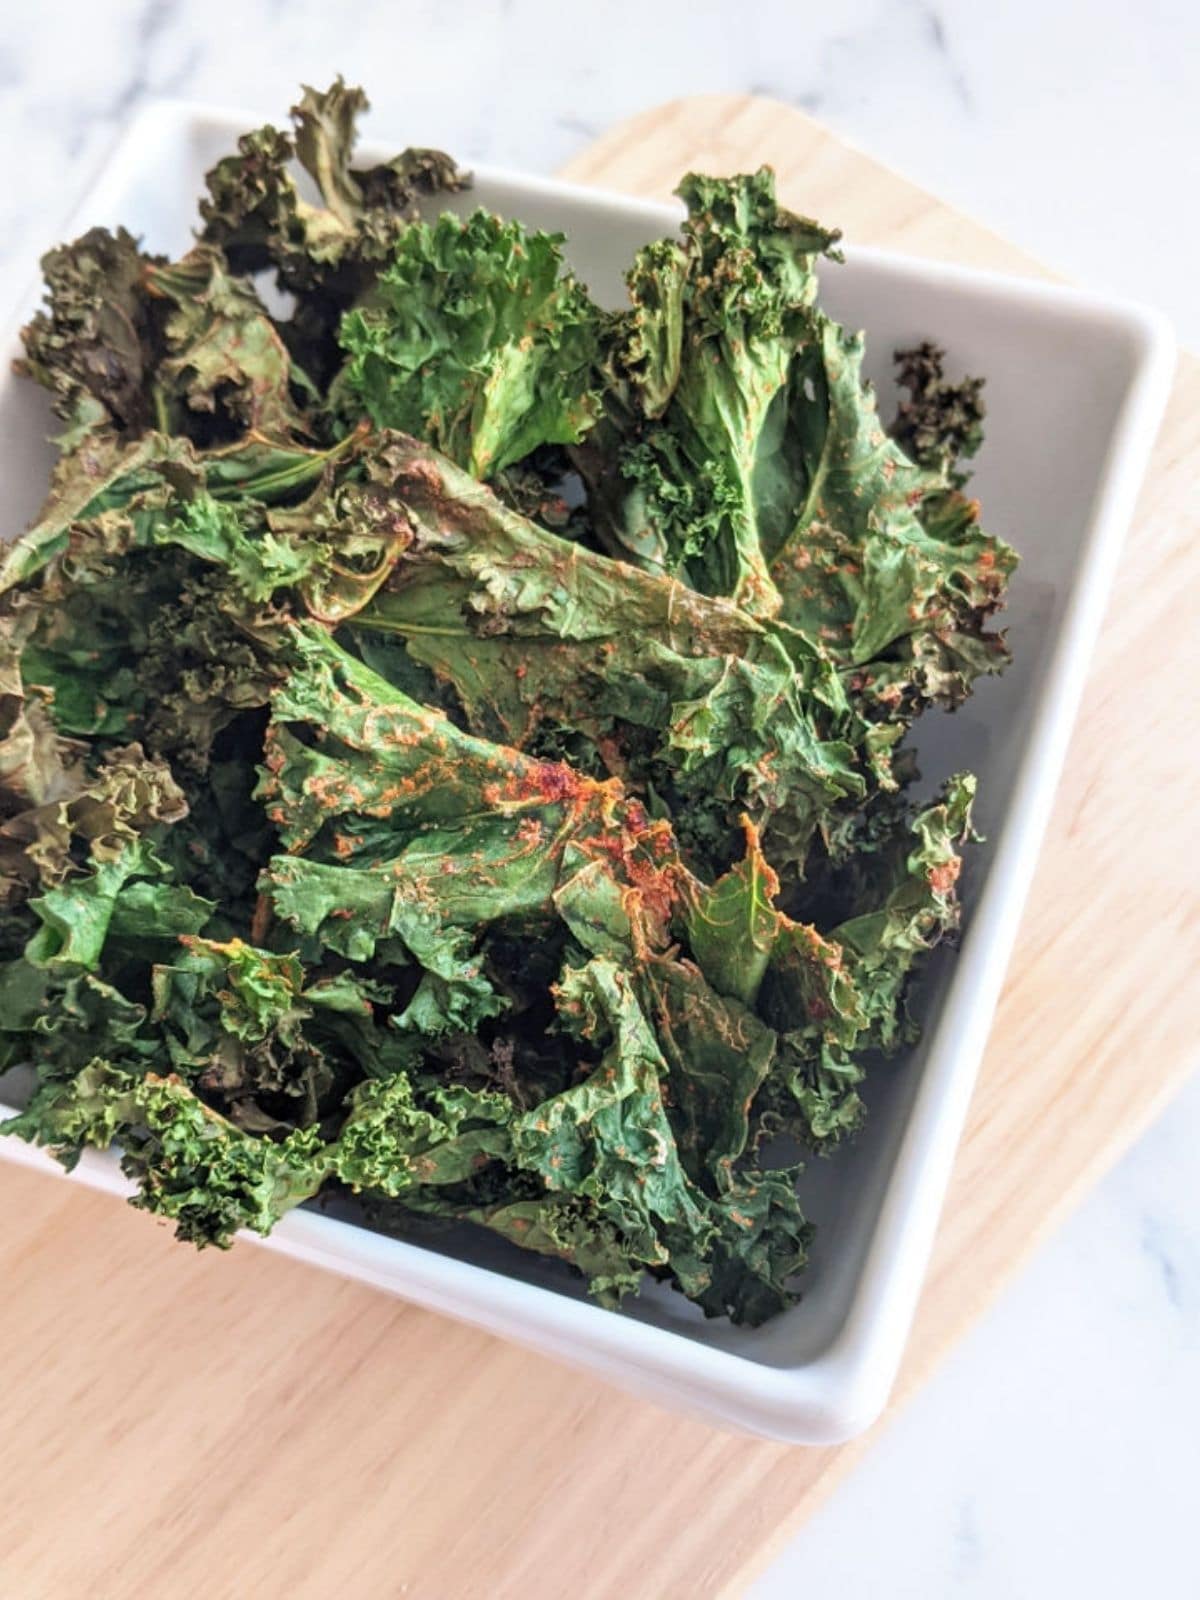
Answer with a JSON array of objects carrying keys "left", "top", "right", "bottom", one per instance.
[{"left": 3, "top": 2, "right": 1198, "bottom": 1595}]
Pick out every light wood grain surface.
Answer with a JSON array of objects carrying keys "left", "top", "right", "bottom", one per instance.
[{"left": 1, "top": 94, "right": 1196, "bottom": 1600}]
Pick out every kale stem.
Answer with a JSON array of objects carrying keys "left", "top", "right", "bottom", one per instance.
[{"left": 151, "top": 383, "right": 169, "bottom": 433}]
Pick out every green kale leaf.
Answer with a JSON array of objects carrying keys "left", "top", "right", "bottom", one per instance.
[
  {"left": 336, "top": 211, "right": 606, "bottom": 477},
  {"left": 576, "top": 170, "right": 840, "bottom": 616}
]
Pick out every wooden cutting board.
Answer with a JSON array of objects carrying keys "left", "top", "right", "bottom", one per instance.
[{"left": 1, "top": 95, "right": 1196, "bottom": 1600}]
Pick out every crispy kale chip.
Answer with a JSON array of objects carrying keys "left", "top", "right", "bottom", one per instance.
[
  {"left": 576, "top": 170, "right": 1016, "bottom": 721},
  {"left": 575, "top": 170, "right": 840, "bottom": 615},
  {"left": 340, "top": 437, "right": 867, "bottom": 872},
  {"left": 0, "top": 87, "right": 1015, "bottom": 1327},
  {"left": 17, "top": 77, "right": 464, "bottom": 462},
  {"left": 199, "top": 77, "right": 467, "bottom": 383},
  {"left": 8, "top": 1061, "right": 326, "bottom": 1241},
  {"left": 336, "top": 211, "right": 605, "bottom": 478},
  {"left": 890, "top": 340, "right": 986, "bottom": 484},
  {"left": 768, "top": 318, "right": 1015, "bottom": 718},
  {"left": 16, "top": 227, "right": 164, "bottom": 446},
  {"left": 200, "top": 78, "right": 467, "bottom": 301}
]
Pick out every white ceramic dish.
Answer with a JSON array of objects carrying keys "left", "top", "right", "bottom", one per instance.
[{"left": 0, "top": 102, "right": 1174, "bottom": 1443}]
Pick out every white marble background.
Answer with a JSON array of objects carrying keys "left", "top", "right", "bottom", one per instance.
[{"left": 3, "top": 3, "right": 1198, "bottom": 1595}]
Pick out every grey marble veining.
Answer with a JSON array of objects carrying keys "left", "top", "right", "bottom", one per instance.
[
  {"left": 3, "top": 1, "right": 1198, "bottom": 335},
  {"left": 3, "top": 4, "right": 1198, "bottom": 1595}
]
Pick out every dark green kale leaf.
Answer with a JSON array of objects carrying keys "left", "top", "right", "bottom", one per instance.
[
  {"left": 23, "top": 830, "right": 210, "bottom": 971},
  {"left": 201, "top": 78, "right": 468, "bottom": 297},
  {"left": 828, "top": 771, "right": 976, "bottom": 1050},
  {"left": 0, "top": 430, "right": 379, "bottom": 778},
  {"left": 16, "top": 226, "right": 164, "bottom": 447},
  {"left": 636, "top": 951, "right": 777, "bottom": 1187},
  {"left": 333, "top": 1072, "right": 513, "bottom": 1197},
  {"left": 246, "top": 624, "right": 815, "bottom": 1318},
  {"left": 143, "top": 245, "right": 320, "bottom": 439},
  {"left": 510, "top": 954, "right": 808, "bottom": 1323},
  {"left": 17, "top": 228, "right": 322, "bottom": 456},
  {"left": 18, "top": 79, "right": 464, "bottom": 465},
  {"left": 254, "top": 623, "right": 681, "bottom": 1027},
  {"left": 890, "top": 340, "right": 986, "bottom": 484},
  {"left": 199, "top": 78, "right": 467, "bottom": 381},
  {"left": 0, "top": 961, "right": 149, "bottom": 1079},
  {"left": 685, "top": 777, "right": 977, "bottom": 1151}
]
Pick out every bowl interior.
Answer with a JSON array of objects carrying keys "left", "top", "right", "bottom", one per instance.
[{"left": 0, "top": 109, "right": 1149, "bottom": 1369}]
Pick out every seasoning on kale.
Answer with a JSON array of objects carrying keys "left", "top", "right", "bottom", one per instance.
[{"left": 0, "top": 85, "right": 1016, "bottom": 1327}]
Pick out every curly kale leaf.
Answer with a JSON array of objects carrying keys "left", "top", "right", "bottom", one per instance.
[
  {"left": 18, "top": 230, "right": 320, "bottom": 456},
  {"left": 24, "top": 837, "right": 211, "bottom": 970},
  {"left": 201, "top": 78, "right": 467, "bottom": 298},
  {"left": 576, "top": 169, "right": 840, "bottom": 615},
  {"left": 0, "top": 436, "right": 374, "bottom": 779},
  {"left": 514, "top": 956, "right": 710, "bottom": 1285},
  {"left": 199, "top": 78, "right": 467, "bottom": 381},
  {"left": 151, "top": 936, "right": 404, "bottom": 1132},
  {"left": 18, "top": 79, "right": 465, "bottom": 461},
  {"left": 143, "top": 245, "right": 319, "bottom": 440},
  {"left": 682, "top": 816, "right": 784, "bottom": 1007},
  {"left": 769, "top": 317, "right": 1016, "bottom": 718},
  {"left": 0, "top": 738, "right": 209, "bottom": 965},
  {"left": 16, "top": 226, "right": 163, "bottom": 446},
  {"left": 683, "top": 779, "right": 976, "bottom": 1151},
  {"left": 4, "top": 1060, "right": 328, "bottom": 1244},
  {"left": 637, "top": 952, "right": 777, "bottom": 1187},
  {"left": 6, "top": 742, "right": 187, "bottom": 886},
  {"left": 516, "top": 955, "right": 808, "bottom": 1324},
  {"left": 0, "top": 430, "right": 197, "bottom": 595},
  {"left": 0, "top": 421, "right": 364, "bottom": 610},
  {"left": 890, "top": 340, "right": 985, "bottom": 484},
  {"left": 0, "top": 965, "right": 149, "bottom": 1079},
  {"left": 336, "top": 211, "right": 606, "bottom": 478},
  {"left": 830, "top": 771, "right": 977, "bottom": 1050},
  {"left": 761, "top": 777, "right": 976, "bottom": 1145},
  {"left": 576, "top": 169, "right": 1015, "bottom": 716},
  {"left": 443, "top": 1195, "right": 650, "bottom": 1308},
  {"left": 254, "top": 624, "right": 676, "bottom": 1029},
  {"left": 333, "top": 1072, "right": 513, "bottom": 1196}
]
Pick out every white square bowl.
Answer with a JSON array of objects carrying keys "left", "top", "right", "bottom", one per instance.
[{"left": 0, "top": 102, "right": 1175, "bottom": 1443}]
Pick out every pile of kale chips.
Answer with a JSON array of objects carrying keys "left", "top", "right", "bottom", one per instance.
[{"left": 0, "top": 81, "right": 1014, "bottom": 1325}]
